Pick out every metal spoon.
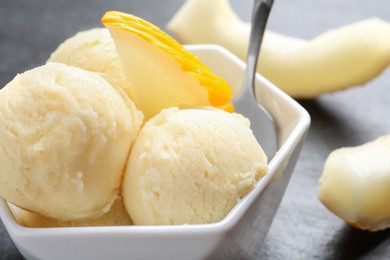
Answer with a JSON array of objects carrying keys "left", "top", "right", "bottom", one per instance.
[{"left": 233, "top": 0, "right": 277, "bottom": 160}]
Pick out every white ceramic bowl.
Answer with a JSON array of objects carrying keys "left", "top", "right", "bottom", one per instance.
[{"left": 0, "top": 45, "right": 310, "bottom": 260}]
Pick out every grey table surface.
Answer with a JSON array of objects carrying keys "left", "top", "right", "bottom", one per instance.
[{"left": 0, "top": 0, "right": 390, "bottom": 259}]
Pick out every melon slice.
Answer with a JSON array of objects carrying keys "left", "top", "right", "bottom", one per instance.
[
  {"left": 102, "top": 11, "right": 233, "bottom": 119},
  {"left": 167, "top": 0, "right": 390, "bottom": 99}
]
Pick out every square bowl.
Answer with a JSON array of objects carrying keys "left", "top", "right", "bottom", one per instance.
[{"left": 0, "top": 44, "right": 310, "bottom": 260}]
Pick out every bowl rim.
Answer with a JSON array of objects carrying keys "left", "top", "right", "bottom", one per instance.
[{"left": 0, "top": 44, "right": 310, "bottom": 238}]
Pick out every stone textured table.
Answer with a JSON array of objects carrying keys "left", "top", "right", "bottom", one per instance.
[{"left": 0, "top": 0, "right": 389, "bottom": 259}]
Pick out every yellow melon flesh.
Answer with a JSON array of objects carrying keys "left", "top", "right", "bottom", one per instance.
[{"left": 102, "top": 11, "right": 233, "bottom": 119}]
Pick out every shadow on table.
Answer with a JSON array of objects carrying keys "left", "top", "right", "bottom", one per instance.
[
  {"left": 297, "top": 99, "right": 365, "bottom": 148},
  {"left": 0, "top": 220, "right": 24, "bottom": 260},
  {"left": 324, "top": 224, "right": 390, "bottom": 260}
]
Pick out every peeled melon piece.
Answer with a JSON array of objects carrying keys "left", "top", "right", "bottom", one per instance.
[
  {"left": 168, "top": 0, "right": 390, "bottom": 98},
  {"left": 318, "top": 135, "right": 390, "bottom": 231}
]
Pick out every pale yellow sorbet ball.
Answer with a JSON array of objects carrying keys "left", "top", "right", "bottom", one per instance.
[
  {"left": 48, "top": 28, "right": 133, "bottom": 99},
  {"left": 123, "top": 107, "right": 268, "bottom": 225},
  {"left": 9, "top": 196, "right": 132, "bottom": 228},
  {"left": 0, "top": 63, "right": 143, "bottom": 221}
]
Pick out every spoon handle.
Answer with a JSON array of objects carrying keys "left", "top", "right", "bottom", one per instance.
[{"left": 242, "top": 0, "right": 274, "bottom": 98}]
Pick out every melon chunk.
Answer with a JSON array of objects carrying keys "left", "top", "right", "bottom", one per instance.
[{"left": 318, "top": 135, "right": 390, "bottom": 231}]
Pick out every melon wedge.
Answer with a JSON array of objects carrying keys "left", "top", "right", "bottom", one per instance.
[
  {"left": 102, "top": 11, "right": 233, "bottom": 119},
  {"left": 167, "top": 0, "right": 390, "bottom": 99}
]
